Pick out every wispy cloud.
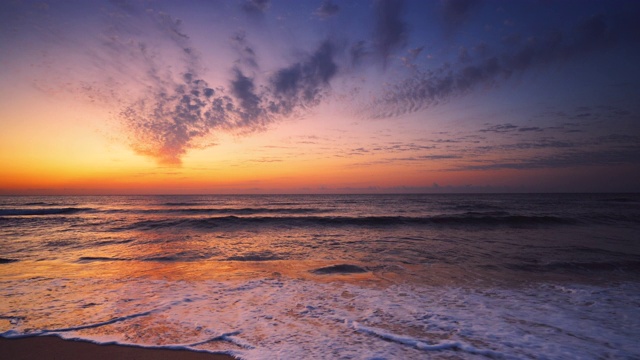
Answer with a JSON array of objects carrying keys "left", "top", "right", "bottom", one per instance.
[
  {"left": 441, "top": 0, "right": 482, "bottom": 35},
  {"left": 88, "top": 2, "right": 343, "bottom": 165},
  {"left": 268, "top": 40, "right": 339, "bottom": 116},
  {"left": 365, "top": 11, "right": 638, "bottom": 118},
  {"left": 315, "top": 0, "right": 340, "bottom": 19},
  {"left": 373, "top": 0, "right": 408, "bottom": 68},
  {"left": 241, "top": 0, "right": 270, "bottom": 15}
]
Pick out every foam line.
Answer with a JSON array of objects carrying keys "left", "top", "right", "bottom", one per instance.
[
  {"left": 350, "top": 321, "right": 506, "bottom": 358},
  {"left": 1, "top": 309, "right": 161, "bottom": 339},
  {"left": 219, "top": 334, "right": 255, "bottom": 350},
  {"left": 42, "top": 309, "right": 156, "bottom": 333},
  {"left": 188, "top": 331, "right": 247, "bottom": 347}
]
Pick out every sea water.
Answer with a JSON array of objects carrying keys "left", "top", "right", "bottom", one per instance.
[{"left": 1, "top": 194, "right": 639, "bottom": 359}]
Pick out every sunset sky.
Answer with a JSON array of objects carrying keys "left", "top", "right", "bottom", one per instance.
[{"left": 1, "top": 0, "right": 639, "bottom": 194}]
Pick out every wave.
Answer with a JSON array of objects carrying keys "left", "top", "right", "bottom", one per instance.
[
  {"left": 162, "top": 202, "right": 205, "bottom": 206},
  {"left": 77, "top": 256, "right": 128, "bottom": 263},
  {"left": 349, "top": 321, "right": 504, "bottom": 357},
  {"left": 158, "top": 207, "right": 325, "bottom": 215},
  {"left": 0, "top": 207, "right": 94, "bottom": 216},
  {"left": 224, "top": 254, "right": 283, "bottom": 261},
  {"left": 505, "top": 260, "right": 640, "bottom": 273},
  {"left": 114, "top": 213, "right": 576, "bottom": 231},
  {"left": 101, "top": 207, "right": 328, "bottom": 216},
  {"left": 0, "top": 258, "right": 18, "bottom": 264},
  {"left": 453, "top": 204, "right": 505, "bottom": 211},
  {"left": 23, "top": 202, "right": 65, "bottom": 206},
  {"left": 143, "top": 256, "right": 182, "bottom": 262},
  {"left": 0, "top": 206, "right": 324, "bottom": 217},
  {"left": 598, "top": 197, "right": 638, "bottom": 203},
  {"left": 311, "top": 264, "right": 368, "bottom": 274}
]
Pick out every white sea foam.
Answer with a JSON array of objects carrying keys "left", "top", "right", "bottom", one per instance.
[
  {"left": 2, "top": 276, "right": 640, "bottom": 359},
  {"left": 349, "top": 320, "right": 508, "bottom": 358}
]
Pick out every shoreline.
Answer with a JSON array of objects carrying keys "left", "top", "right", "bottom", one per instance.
[{"left": 0, "top": 336, "right": 237, "bottom": 360}]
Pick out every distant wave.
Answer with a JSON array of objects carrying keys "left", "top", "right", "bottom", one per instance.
[
  {"left": 77, "top": 256, "right": 128, "bottom": 263},
  {"left": 453, "top": 204, "right": 505, "bottom": 211},
  {"left": 311, "top": 264, "right": 368, "bottom": 274},
  {"left": 598, "top": 197, "right": 638, "bottom": 203},
  {"left": 224, "top": 254, "right": 283, "bottom": 261},
  {"left": 23, "top": 202, "right": 65, "bottom": 206},
  {"left": 0, "top": 207, "right": 327, "bottom": 217},
  {"left": 0, "top": 207, "right": 95, "bottom": 216},
  {"left": 0, "top": 258, "right": 18, "bottom": 264},
  {"left": 106, "top": 207, "right": 328, "bottom": 215},
  {"left": 162, "top": 202, "right": 203, "bottom": 206},
  {"left": 505, "top": 260, "right": 640, "bottom": 273},
  {"left": 113, "top": 213, "right": 577, "bottom": 231},
  {"left": 143, "top": 256, "right": 182, "bottom": 262}
]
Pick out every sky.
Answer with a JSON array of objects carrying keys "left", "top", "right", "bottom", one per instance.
[{"left": 1, "top": 0, "right": 639, "bottom": 194}]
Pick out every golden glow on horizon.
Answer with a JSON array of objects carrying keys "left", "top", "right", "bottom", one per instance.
[{"left": 2, "top": 70, "right": 636, "bottom": 194}]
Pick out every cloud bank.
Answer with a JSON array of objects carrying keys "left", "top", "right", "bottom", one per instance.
[
  {"left": 62, "top": 0, "right": 638, "bottom": 168},
  {"left": 366, "top": 11, "right": 639, "bottom": 118}
]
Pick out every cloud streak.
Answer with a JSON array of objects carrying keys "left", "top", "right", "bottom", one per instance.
[
  {"left": 366, "top": 11, "right": 638, "bottom": 118},
  {"left": 373, "top": 0, "right": 408, "bottom": 68},
  {"left": 315, "top": 0, "right": 340, "bottom": 19},
  {"left": 441, "top": 0, "right": 482, "bottom": 35}
]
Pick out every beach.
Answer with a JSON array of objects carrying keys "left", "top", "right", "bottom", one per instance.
[{"left": 0, "top": 336, "right": 236, "bottom": 360}]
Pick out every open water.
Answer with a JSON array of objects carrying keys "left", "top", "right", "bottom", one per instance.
[{"left": 1, "top": 194, "right": 639, "bottom": 359}]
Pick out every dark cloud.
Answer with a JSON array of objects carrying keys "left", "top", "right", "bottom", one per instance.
[
  {"left": 456, "top": 147, "right": 640, "bottom": 171},
  {"left": 478, "top": 124, "right": 544, "bottom": 134},
  {"left": 441, "top": 0, "right": 481, "bottom": 35},
  {"left": 366, "top": 12, "right": 636, "bottom": 118},
  {"left": 349, "top": 40, "right": 369, "bottom": 67},
  {"left": 473, "top": 139, "right": 576, "bottom": 154},
  {"left": 230, "top": 69, "right": 267, "bottom": 129},
  {"left": 230, "top": 31, "right": 259, "bottom": 69},
  {"left": 574, "top": 14, "right": 611, "bottom": 49},
  {"left": 315, "top": 0, "right": 340, "bottom": 19},
  {"left": 373, "top": 0, "right": 408, "bottom": 68},
  {"left": 409, "top": 46, "right": 424, "bottom": 58},
  {"left": 242, "top": 0, "right": 270, "bottom": 15},
  {"left": 518, "top": 127, "right": 543, "bottom": 132},
  {"left": 458, "top": 46, "right": 471, "bottom": 63},
  {"left": 108, "top": 0, "right": 138, "bottom": 15},
  {"left": 154, "top": 12, "right": 189, "bottom": 43},
  {"left": 479, "top": 123, "right": 518, "bottom": 133},
  {"left": 401, "top": 46, "right": 425, "bottom": 70},
  {"left": 439, "top": 129, "right": 640, "bottom": 171},
  {"left": 593, "top": 134, "right": 640, "bottom": 145},
  {"left": 268, "top": 40, "right": 338, "bottom": 115}
]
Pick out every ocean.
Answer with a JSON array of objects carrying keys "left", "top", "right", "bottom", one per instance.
[{"left": 1, "top": 193, "right": 639, "bottom": 359}]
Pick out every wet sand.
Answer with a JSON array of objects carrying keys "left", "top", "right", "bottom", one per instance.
[{"left": 0, "top": 336, "right": 237, "bottom": 360}]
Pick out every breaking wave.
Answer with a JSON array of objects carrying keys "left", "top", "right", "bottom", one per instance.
[
  {"left": 113, "top": 213, "right": 577, "bottom": 231},
  {"left": 0, "top": 208, "right": 95, "bottom": 216}
]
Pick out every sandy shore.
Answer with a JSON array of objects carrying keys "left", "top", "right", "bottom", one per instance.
[{"left": 0, "top": 336, "right": 237, "bottom": 360}]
